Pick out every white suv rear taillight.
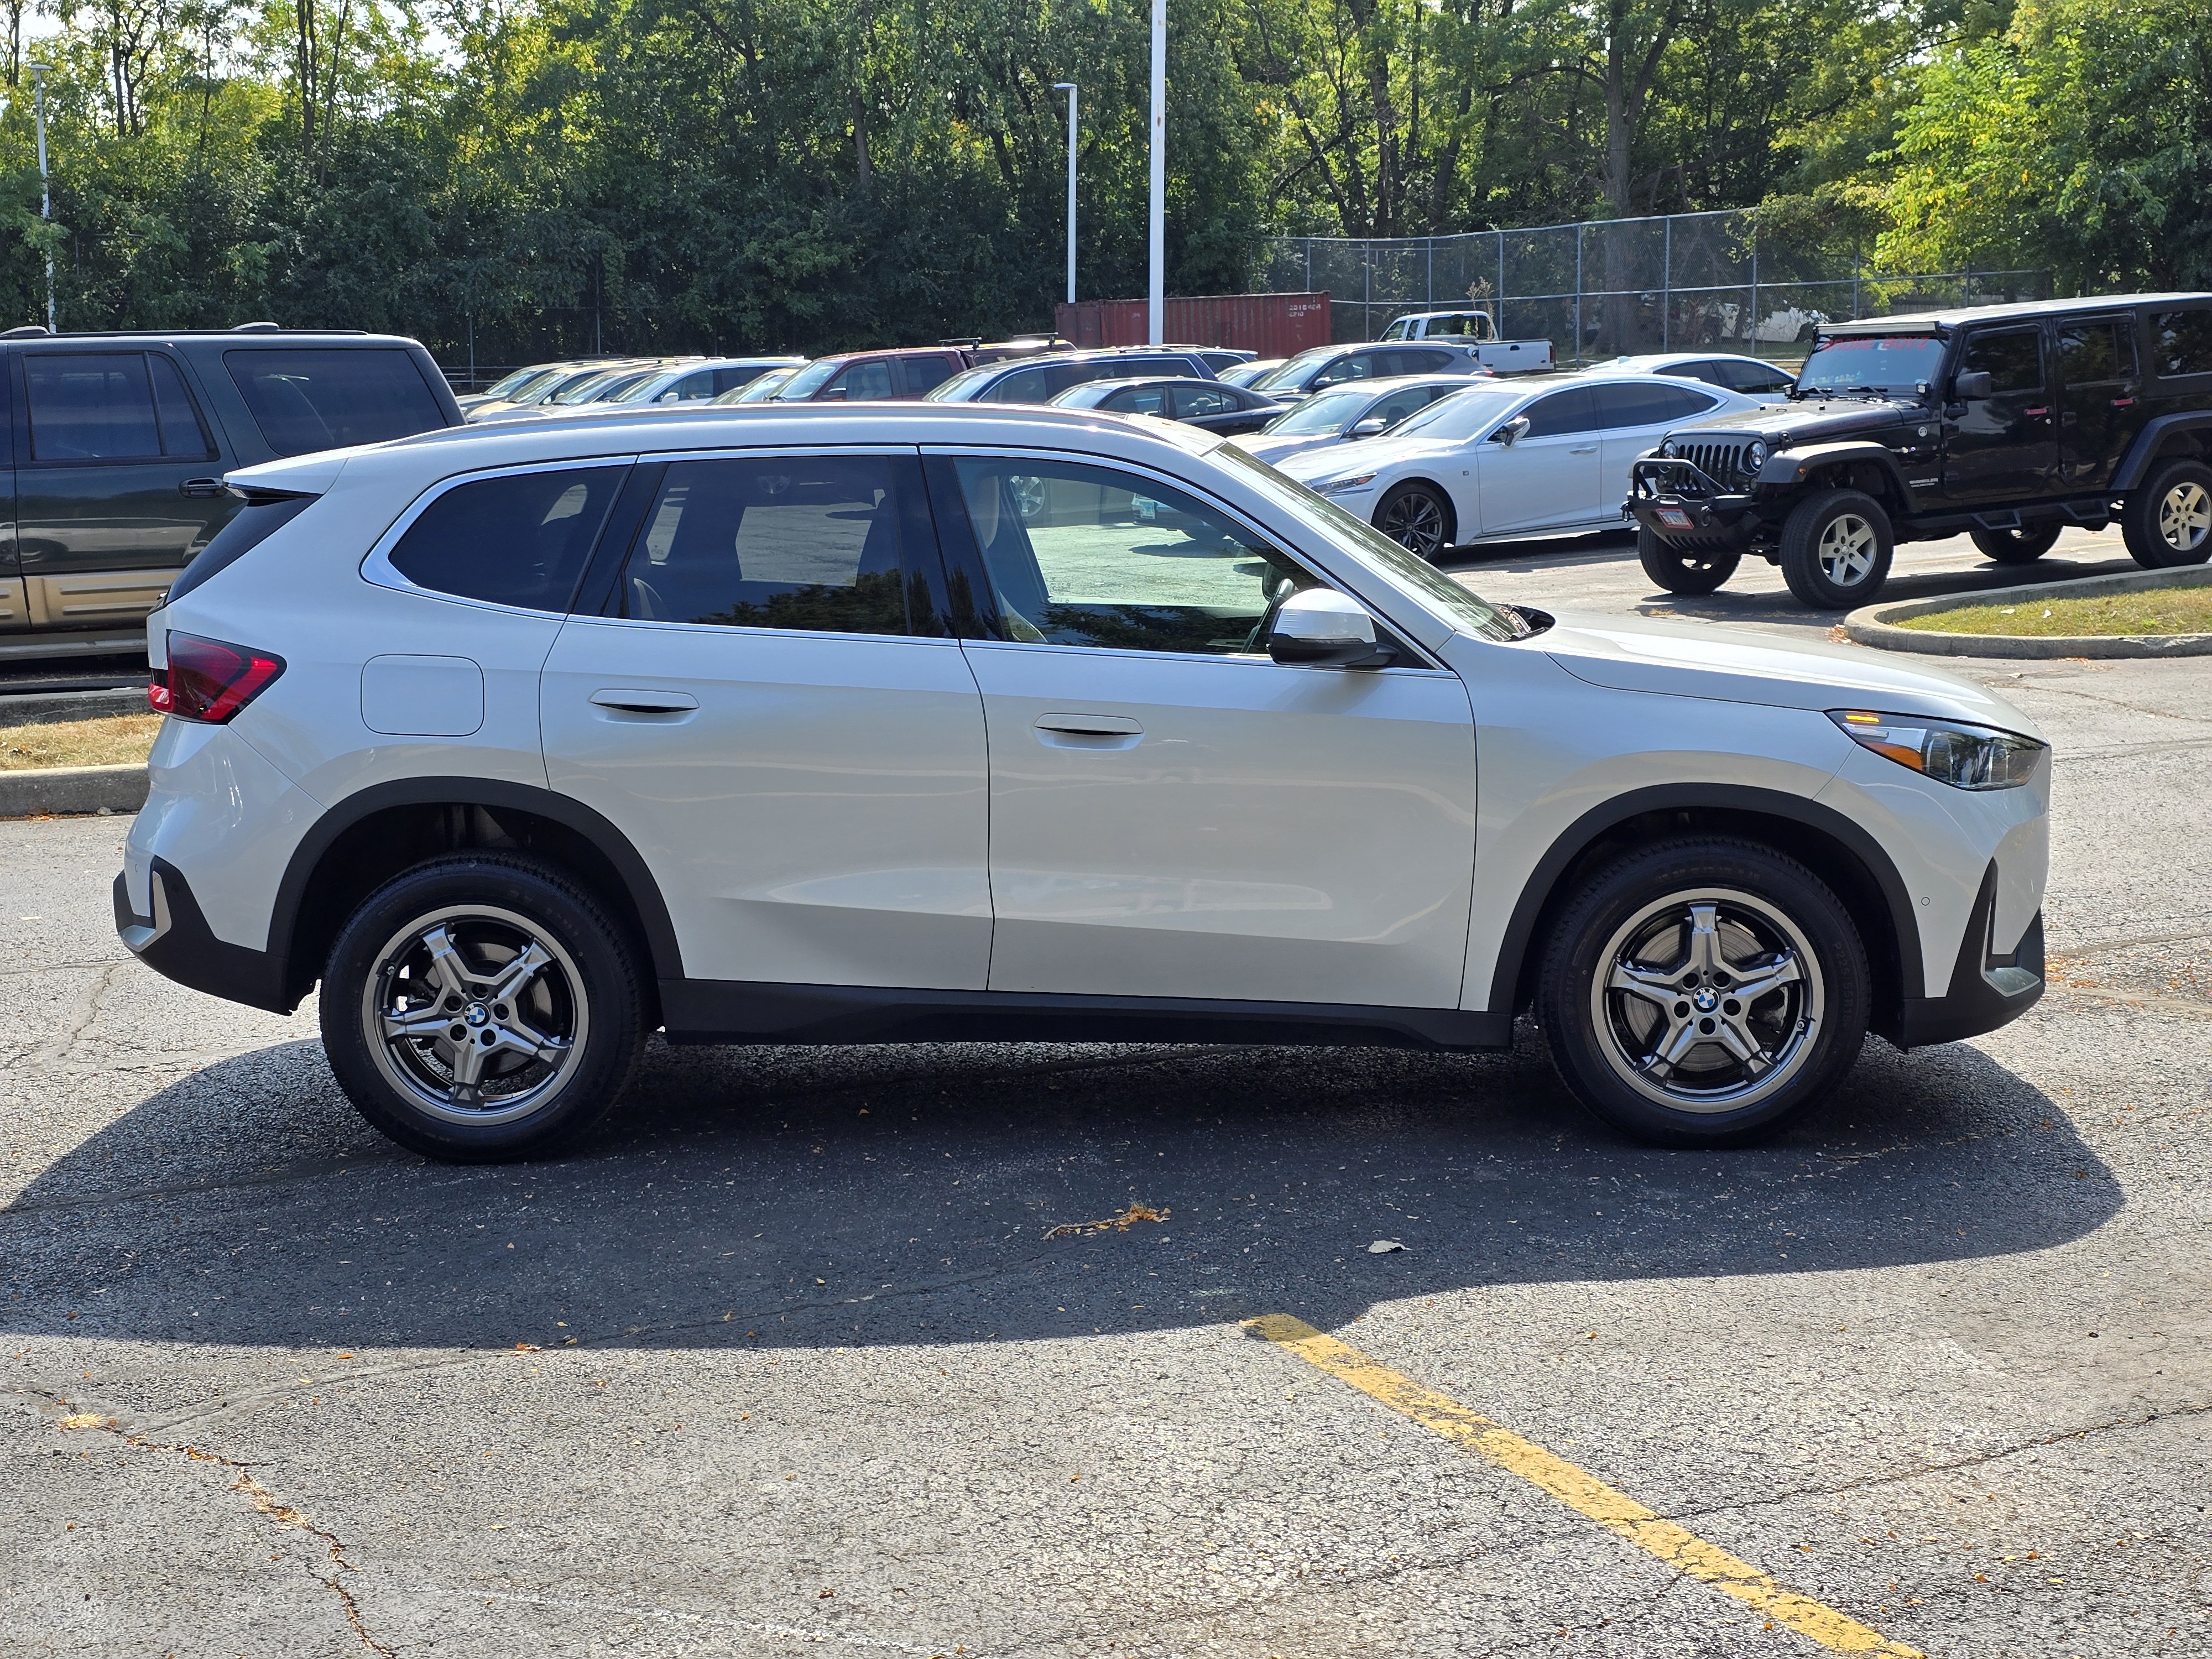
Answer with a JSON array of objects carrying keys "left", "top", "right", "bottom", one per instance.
[{"left": 148, "top": 632, "right": 286, "bottom": 723}]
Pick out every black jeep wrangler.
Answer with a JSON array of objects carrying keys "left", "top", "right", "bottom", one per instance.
[{"left": 1625, "top": 294, "right": 2212, "bottom": 608}]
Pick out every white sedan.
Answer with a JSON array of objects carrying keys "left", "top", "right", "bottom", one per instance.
[{"left": 1276, "top": 372, "right": 1771, "bottom": 559}]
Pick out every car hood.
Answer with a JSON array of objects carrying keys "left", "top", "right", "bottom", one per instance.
[
  {"left": 1667, "top": 394, "right": 1921, "bottom": 444},
  {"left": 1235, "top": 431, "right": 1339, "bottom": 465},
  {"left": 1277, "top": 433, "right": 1450, "bottom": 482},
  {"left": 1536, "top": 610, "right": 2044, "bottom": 735}
]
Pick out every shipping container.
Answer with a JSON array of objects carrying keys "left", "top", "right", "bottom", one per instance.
[{"left": 1055, "top": 293, "right": 1332, "bottom": 359}]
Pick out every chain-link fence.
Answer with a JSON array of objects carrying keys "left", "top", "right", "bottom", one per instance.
[{"left": 1258, "top": 210, "right": 2047, "bottom": 361}]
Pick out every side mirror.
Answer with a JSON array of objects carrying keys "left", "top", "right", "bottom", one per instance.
[
  {"left": 1953, "top": 370, "right": 1992, "bottom": 400},
  {"left": 1266, "top": 588, "right": 1396, "bottom": 669},
  {"left": 1349, "top": 416, "right": 1389, "bottom": 439},
  {"left": 1491, "top": 415, "right": 1532, "bottom": 447},
  {"left": 817, "top": 386, "right": 849, "bottom": 401},
  {"left": 658, "top": 391, "right": 681, "bottom": 404}
]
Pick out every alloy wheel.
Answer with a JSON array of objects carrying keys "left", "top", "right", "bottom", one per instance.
[
  {"left": 361, "top": 904, "right": 588, "bottom": 1126},
  {"left": 1815, "top": 513, "right": 1879, "bottom": 587},
  {"left": 2158, "top": 480, "right": 2210, "bottom": 553},
  {"left": 1587, "top": 887, "right": 1825, "bottom": 1113},
  {"left": 1379, "top": 488, "right": 1447, "bottom": 559}
]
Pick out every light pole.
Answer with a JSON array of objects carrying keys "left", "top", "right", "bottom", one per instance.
[
  {"left": 1147, "top": 0, "right": 1164, "bottom": 345},
  {"left": 1051, "top": 82, "right": 1077, "bottom": 309},
  {"left": 28, "top": 60, "right": 52, "bottom": 332}
]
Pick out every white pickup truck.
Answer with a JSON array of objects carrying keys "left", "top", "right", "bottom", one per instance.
[{"left": 1379, "top": 310, "right": 1556, "bottom": 373}]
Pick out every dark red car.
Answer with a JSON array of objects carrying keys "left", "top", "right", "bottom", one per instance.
[{"left": 771, "top": 348, "right": 974, "bottom": 402}]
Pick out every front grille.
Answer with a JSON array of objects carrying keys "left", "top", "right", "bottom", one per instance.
[{"left": 1676, "top": 440, "right": 1752, "bottom": 491}]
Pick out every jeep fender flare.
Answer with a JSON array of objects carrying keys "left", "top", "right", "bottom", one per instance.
[
  {"left": 1754, "top": 441, "right": 1916, "bottom": 508},
  {"left": 2111, "top": 413, "right": 2212, "bottom": 491}
]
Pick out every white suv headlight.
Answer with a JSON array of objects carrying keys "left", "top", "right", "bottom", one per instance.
[{"left": 1829, "top": 710, "right": 2044, "bottom": 790}]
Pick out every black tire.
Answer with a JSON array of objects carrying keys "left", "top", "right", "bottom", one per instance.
[
  {"left": 1969, "top": 523, "right": 2062, "bottom": 565},
  {"left": 1374, "top": 481, "right": 1456, "bottom": 562},
  {"left": 2120, "top": 458, "right": 2212, "bottom": 569},
  {"left": 320, "top": 854, "right": 647, "bottom": 1162},
  {"left": 1778, "top": 488, "right": 1894, "bottom": 609},
  {"left": 1637, "top": 523, "right": 1741, "bottom": 594},
  {"left": 1535, "top": 838, "right": 1869, "bottom": 1147}
]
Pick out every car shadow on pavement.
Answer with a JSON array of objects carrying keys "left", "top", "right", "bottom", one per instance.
[{"left": 0, "top": 1027, "right": 2117, "bottom": 1357}]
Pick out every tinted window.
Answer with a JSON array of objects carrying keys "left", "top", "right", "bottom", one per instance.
[
  {"left": 1520, "top": 386, "right": 1599, "bottom": 437},
  {"left": 2151, "top": 309, "right": 2212, "bottom": 377},
  {"left": 1959, "top": 328, "right": 2043, "bottom": 394},
  {"left": 225, "top": 349, "right": 447, "bottom": 456},
  {"left": 1173, "top": 386, "right": 1235, "bottom": 417},
  {"left": 1715, "top": 359, "right": 1793, "bottom": 393},
  {"left": 942, "top": 457, "right": 1314, "bottom": 654},
  {"left": 2056, "top": 320, "right": 2135, "bottom": 385},
  {"left": 620, "top": 455, "right": 920, "bottom": 636},
  {"left": 1368, "top": 385, "right": 1448, "bottom": 428},
  {"left": 1105, "top": 386, "right": 1170, "bottom": 414},
  {"left": 1397, "top": 348, "right": 1454, "bottom": 374},
  {"left": 149, "top": 357, "right": 216, "bottom": 458},
  {"left": 983, "top": 366, "right": 1054, "bottom": 404},
  {"left": 901, "top": 354, "right": 964, "bottom": 395},
  {"left": 1594, "top": 383, "right": 1686, "bottom": 430},
  {"left": 165, "top": 497, "right": 312, "bottom": 604},
  {"left": 390, "top": 465, "right": 627, "bottom": 611},
  {"left": 26, "top": 354, "right": 163, "bottom": 460},
  {"left": 1312, "top": 353, "right": 1378, "bottom": 388},
  {"left": 1663, "top": 359, "right": 1724, "bottom": 386}
]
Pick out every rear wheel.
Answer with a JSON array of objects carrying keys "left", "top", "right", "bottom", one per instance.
[
  {"left": 1374, "top": 481, "right": 1455, "bottom": 562},
  {"left": 2121, "top": 459, "right": 2212, "bottom": 568},
  {"left": 1536, "top": 838, "right": 1869, "bottom": 1147},
  {"left": 1970, "top": 523, "right": 2062, "bottom": 565},
  {"left": 1779, "top": 488, "right": 1893, "bottom": 608},
  {"left": 1637, "top": 524, "right": 1741, "bottom": 594},
  {"left": 320, "top": 854, "right": 646, "bottom": 1162}
]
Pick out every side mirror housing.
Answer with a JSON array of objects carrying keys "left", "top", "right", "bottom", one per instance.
[
  {"left": 1266, "top": 588, "right": 1396, "bottom": 669},
  {"left": 1349, "top": 416, "right": 1389, "bottom": 439},
  {"left": 1491, "top": 414, "right": 1532, "bottom": 447},
  {"left": 817, "top": 386, "right": 849, "bottom": 402},
  {"left": 658, "top": 391, "right": 681, "bottom": 404},
  {"left": 1953, "top": 370, "right": 1993, "bottom": 400}
]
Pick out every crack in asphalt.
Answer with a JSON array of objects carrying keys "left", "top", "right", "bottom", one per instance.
[{"left": 31, "top": 959, "right": 130, "bottom": 1071}]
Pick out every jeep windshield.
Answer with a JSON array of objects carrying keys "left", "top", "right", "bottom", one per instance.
[{"left": 1796, "top": 335, "right": 1945, "bottom": 398}]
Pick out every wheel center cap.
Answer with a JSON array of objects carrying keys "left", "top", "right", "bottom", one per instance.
[
  {"left": 1692, "top": 989, "right": 1719, "bottom": 1013},
  {"left": 464, "top": 1003, "right": 492, "bottom": 1028}
]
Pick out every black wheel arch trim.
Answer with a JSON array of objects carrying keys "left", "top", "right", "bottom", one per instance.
[
  {"left": 266, "top": 776, "right": 684, "bottom": 1005},
  {"left": 1756, "top": 442, "right": 1916, "bottom": 504},
  {"left": 1480, "top": 782, "right": 1926, "bottom": 1019},
  {"left": 116, "top": 859, "right": 294, "bottom": 1015},
  {"left": 2112, "top": 414, "right": 2212, "bottom": 491}
]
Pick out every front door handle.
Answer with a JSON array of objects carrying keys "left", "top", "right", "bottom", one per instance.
[
  {"left": 1034, "top": 712, "right": 1142, "bottom": 736},
  {"left": 179, "top": 477, "right": 226, "bottom": 499},
  {"left": 590, "top": 688, "right": 698, "bottom": 713},
  {"left": 1569, "top": 445, "right": 1598, "bottom": 455}
]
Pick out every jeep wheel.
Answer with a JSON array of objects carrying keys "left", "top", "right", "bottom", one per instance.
[
  {"left": 2122, "top": 460, "right": 2212, "bottom": 569},
  {"left": 1779, "top": 488, "right": 1893, "bottom": 608},
  {"left": 1374, "top": 482, "right": 1456, "bottom": 562},
  {"left": 1536, "top": 838, "right": 1870, "bottom": 1147},
  {"left": 320, "top": 854, "right": 647, "bottom": 1162},
  {"left": 1970, "top": 523, "right": 2062, "bottom": 565},
  {"left": 1637, "top": 524, "right": 1740, "bottom": 594}
]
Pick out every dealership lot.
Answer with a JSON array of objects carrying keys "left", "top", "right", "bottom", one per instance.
[{"left": 4, "top": 528, "right": 2208, "bottom": 1658}]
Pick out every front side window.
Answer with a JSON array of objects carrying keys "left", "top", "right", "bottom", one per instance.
[
  {"left": 618, "top": 454, "right": 924, "bottom": 636},
  {"left": 1958, "top": 328, "right": 2044, "bottom": 394},
  {"left": 2056, "top": 319, "right": 2136, "bottom": 385},
  {"left": 982, "top": 366, "right": 1053, "bottom": 404},
  {"left": 225, "top": 348, "right": 448, "bottom": 455},
  {"left": 939, "top": 457, "right": 1316, "bottom": 655},
  {"left": 1520, "top": 385, "right": 1599, "bottom": 437},
  {"left": 388, "top": 465, "right": 628, "bottom": 611},
  {"left": 829, "top": 361, "right": 896, "bottom": 400},
  {"left": 1313, "top": 353, "right": 1377, "bottom": 389},
  {"left": 2151, "top": 309, "right": 2212, "bottom": 377}
]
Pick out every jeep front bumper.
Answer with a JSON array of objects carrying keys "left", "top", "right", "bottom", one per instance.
[{"left": 1625, "top": 457, "right": 1765, "bottom": 546}]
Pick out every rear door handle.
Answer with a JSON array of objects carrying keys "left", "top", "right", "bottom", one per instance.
[
  {"left": 2024, "top": 407, "right": 2050, "bottom": 418},
  {"left": 1034, "top": 712, "right": 1142, "bottom": 736},
  {"left": 2112, "top": 396, "right": 2137, "bottom": 408},
  {"left": 590, "top": 688, "right": 698, "bottom": 713}
]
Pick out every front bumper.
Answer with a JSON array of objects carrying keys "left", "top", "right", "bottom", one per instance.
[
  {"left": 1625, "top": 457, "right": 1765, "bottom": 549},
  {"left": 1891, "top": 861, "right": 2044, "bottom": 1047},
  {"left": 114, "top": 858, "right": 296, "bottom": 1014}
]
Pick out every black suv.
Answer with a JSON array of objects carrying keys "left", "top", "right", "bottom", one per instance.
[
  {"left": 1626, "top": 294, "right": 2212, "bottom": 608},
  {"left": 0, "top": 326, "right": 461, "bottom": 660}
]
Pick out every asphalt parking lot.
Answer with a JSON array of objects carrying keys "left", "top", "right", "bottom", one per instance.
[{"left": 4, "top": 527, "right": 2208, "bottom": 1658}]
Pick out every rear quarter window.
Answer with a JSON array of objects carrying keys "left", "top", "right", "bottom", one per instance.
[
  {"left": 225, "top": 348, "right": 449, "bottom": 456},
  {"left": 2150, "top": 308, "right": 2212, "bottom": 378},
  {"left": 386, "top": 465, "right": 629, "bottom": 612}
]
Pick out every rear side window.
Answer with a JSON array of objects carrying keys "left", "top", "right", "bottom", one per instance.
[
  {"left": 388, "top": 465, "right": 628, "bottom": 612},
  {"left": 2056, "top": 319, "right": 2136, "bottom": 385},
  {"left": 1717, "top": 359, "right": 1793, "bottom": 393},
  {"left": 165, "top": 497, "right": 313, "bottom": 604},
  {"left": 1594, "top": 382, "right": 1715, "bottom": 429},
  {"left": 900, "top": 354, "right": 964, "bottom": 395},
  {"left": 225, "top": 348, "right": 447, "bottom": 456},
  {"left": 1395, "top": 348, "right": 1455, "bottom": 374},
  {"left": 617, "top": 454, "right": 928, "bottom": 637},
  {"left": 26, "top": 353, "right": 215, "bottom": 462},
  {"left": 2150, "top": 309, "right": 2212, "bottom": 378}
]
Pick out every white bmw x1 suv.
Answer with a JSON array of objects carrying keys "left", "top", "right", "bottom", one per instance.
[{"left": 117, "top": 404, "right": 2051, "bottom": 1161}]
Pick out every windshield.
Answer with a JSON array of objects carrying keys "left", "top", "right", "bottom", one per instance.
[
  {"left": 1252, "top": 347, "right": 1339, "bottom": 392},
  {"left": 609, "top": 370, "right": 679, "bottom": 404},
  {"left": 1264, "top": 388, "right": 1373, "bottom": 436},
  {"left": 1797, "top": 335, "right": 1945, "bottom": 397},
  {"left": 1386, "top": 385, "right": 1526, "bottom": 442},
  {"left": 1210, "top": 444, "right": 1527, "bottom": 644},
  {"left": 556, "top": 368, "right": 652, "bottom": 405},
  {"left": 776, "top": 359, "right": 845, "bottom": 400},
  {"left": 483, "top": 365, "right": 556, "bottom": 400},
  {"left": 720, "top": 368, "right": 797, "bottom": 403}
]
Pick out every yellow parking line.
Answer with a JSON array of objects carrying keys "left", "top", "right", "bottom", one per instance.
[{"left": 1246, "top": 1314, "right": 1923, "bottom": 1658}]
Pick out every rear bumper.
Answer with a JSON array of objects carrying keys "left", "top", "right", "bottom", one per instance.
[
  {"left": 1892, "top": 863, "right": 2043, "bottom": 1048},
  {"left": 114, "top": 858, "right": 295, "bottom": 1015}
]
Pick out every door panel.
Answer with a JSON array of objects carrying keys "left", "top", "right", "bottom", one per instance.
[
  {"left": 966, "top": 642, "right": 1478, "bottom": 1005},
  {"left": 2054, "top": 315, "right": 2141, "bottom": 491},
  {"left": 1472, "top": 387, "right": 1600, "bottom": 535},
  {"left": 1943, "top": 327, "right": 2057, "bottom": 503}
]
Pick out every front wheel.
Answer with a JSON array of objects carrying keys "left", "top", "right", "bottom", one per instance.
[
  {"left": 1536, "top": 838, "right": 1869, "bottom": 1146},
  {"left": 320, "top": 854, "right": 647, "bottom": 1162},
  {"left": 2121, "top": 460, "right": 2212, "bottom": 568},
  {"left": 1637, "top": 524, "right": 1740, "bottom": 594},
  {"left": 1779, "top": 488, "right": 1893, "bottom": 608},
  {"left": 1970, "top": 523, "right": 2062, "bottom": 565},
  {"left": 1374, "top": 481, "right": 1456, "bottom": 562}
]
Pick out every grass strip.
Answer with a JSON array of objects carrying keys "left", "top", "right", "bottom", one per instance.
[
  {"left": 1897, "top": 583, "right": 2212, "bottom": 638},
  {"left": 0, "top": 713, "right": 163, "bottom": 771}
]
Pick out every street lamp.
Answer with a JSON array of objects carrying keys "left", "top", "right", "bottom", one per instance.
[
  {"left": 27, "top": 60, "right": 52, "bottom": 332},
  {"left": 1147, "top": 0, "right": 1164, "bottom": 345},
  {"left": 1051, "top": 82, "right": 1077, "bottom": 308}
]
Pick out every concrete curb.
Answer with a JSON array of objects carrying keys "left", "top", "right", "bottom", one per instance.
[
  {"left": 1844, "top": 565, "right": 2212, "bottom": 658},
  {"left": 0, "top": 686, "right": 149, "bottom": 724},
  {"left": 0, "top": 763, "right": 148, "bottom": 818}
]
